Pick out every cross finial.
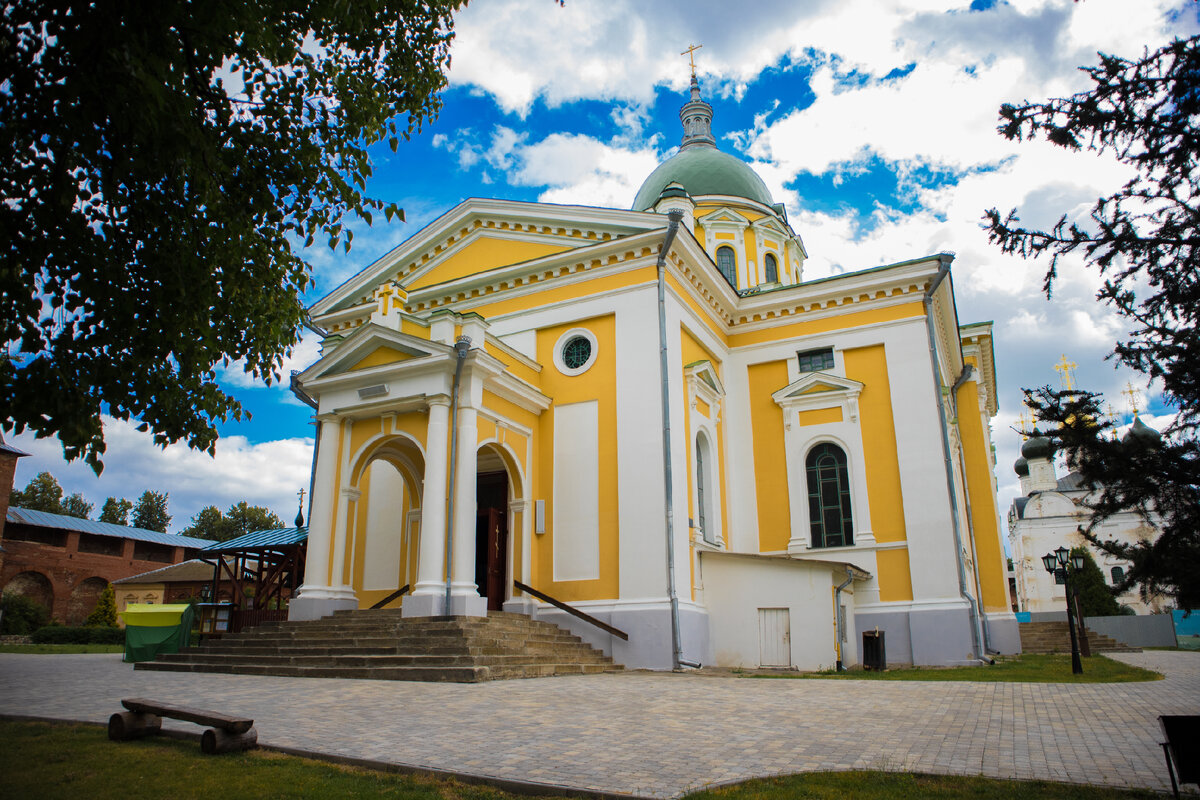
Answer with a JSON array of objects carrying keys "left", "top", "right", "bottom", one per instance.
[
  {"left": 1122, "top": 381, "right": 1141, "bottom": 417},
  {"left": 1017, "top": 410, "right": 1031, "bottom": 441},
  {"left": 1105, "top": 403, "right": 1121, "bottom": 439},
  {"left": 681, "top": 43, "right": 703, "bottom": 78},
  {"left": 1053, "top": 353, "right": 1078, "bottom": 390},
  {"left": 297, "top": 487, "right": 306, "bottom": 506}
]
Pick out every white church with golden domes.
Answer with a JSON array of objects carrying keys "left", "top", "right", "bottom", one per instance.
[{"left": 289, "top": 74, "right": 1017, "bottom": 670}]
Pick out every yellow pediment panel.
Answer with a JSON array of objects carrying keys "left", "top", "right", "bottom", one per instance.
[
  {"left": 800, "top": 383, "right": 837, "bottom": 394},
  {"left": 407, "top": 235, "right": 573, "bottom": 290},
  {"left": 350, "top": 346, "right": 415, "bottom": 372}
]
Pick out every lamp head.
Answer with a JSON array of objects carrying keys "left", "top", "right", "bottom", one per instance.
[
  {"left": 1071, "top": 552, "right": 1085, "bottom": 572},
  {"left": 1041, "top": 552, "right": 1058, "bottom": 574},
  {"left": 1054, "top": 546, "right": 1069, "bottom": 567}
]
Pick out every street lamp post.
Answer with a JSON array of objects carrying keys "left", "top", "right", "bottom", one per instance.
[{"left": 1042, "top": 546, "right": 1085, "bottom": 675}]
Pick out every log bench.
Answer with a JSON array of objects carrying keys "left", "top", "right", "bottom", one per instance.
[{"left": 109, "top": 697, "right": 257, "bottom": 754}]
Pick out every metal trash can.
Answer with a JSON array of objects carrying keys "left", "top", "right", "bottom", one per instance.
[{"left": 862, "top": 629, "right": 886, "bottom": 671}]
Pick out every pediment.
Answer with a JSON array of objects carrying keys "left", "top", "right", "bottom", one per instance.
[
  {"left": 750, "top": 216, "right": 790, "bottom": 236},
  {"left": 684, "top": 360, "right": 724, "bottom": 396},
  {"left": 311, "top": 198, "right": 662, "bottom": 317},
  {"left": 773, "top": 372, "right": 863, "bottom": 403},
  {"left": 697, "top": 207, "right": 751, "bottom": 227},
  {"left": 298, "top": 323, "right": 451, "bottom": 383}
]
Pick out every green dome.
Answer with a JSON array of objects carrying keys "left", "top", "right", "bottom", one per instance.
[{"left": 632, "top": 146, "right": 775, "bottom": 211}]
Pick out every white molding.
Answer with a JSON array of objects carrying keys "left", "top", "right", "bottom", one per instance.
[{"left": 552, "top": 327, "right": 599, "bottom": 377}]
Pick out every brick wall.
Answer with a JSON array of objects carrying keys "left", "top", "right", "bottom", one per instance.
[{"left": 0, "top": 523, "right": 198, "bottom": 624}]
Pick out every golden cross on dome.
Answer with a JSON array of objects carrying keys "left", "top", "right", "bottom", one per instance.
[
  {"left": 1123, "top": 381, "right": 1141, "bottom": 417},
  {"left": 1017, "top": 410, "right": 1031, "bottom": 440},
  {"left": 1053, "top": 353, "right": 1078, "bottom": 390},
  {"left": 1105, "top": 403, "right": 1121, "bottom": 439},
  {"left": 297, "top": 487, "right": 306, "bottom": 506},
  {"left": 681, "top": 43, "right": 703, "bottom": 78}
]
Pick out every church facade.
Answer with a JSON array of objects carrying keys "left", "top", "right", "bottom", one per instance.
[{"left": 289, "top": 78, "right": 1017, "bottom": 670}]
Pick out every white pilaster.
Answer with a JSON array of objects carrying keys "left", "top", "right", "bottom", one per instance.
[
  {"left": 406, "top": 395, "right": 451, "bottom": 617},
  {"left": 450, "top": 403, "right": 486, "bottom": 616}
]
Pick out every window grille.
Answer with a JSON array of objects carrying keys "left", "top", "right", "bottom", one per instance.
[
  {"left": 797, "top": 347, "right": 835, "bottom": 372},
  {"left": 806, "top": 443, "right": 853, "bottom": 548},
  {"left": 764, "top": 253, "right": 778, "bottom": 283},
  {"left": 716, "top": 246, "right": 737, "bottom": 288}
]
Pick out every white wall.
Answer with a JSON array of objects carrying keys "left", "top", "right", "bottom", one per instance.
[{"left": 701, "top": 552, "right": 858, "bottom": 671}]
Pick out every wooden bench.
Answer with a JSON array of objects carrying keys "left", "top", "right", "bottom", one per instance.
[
  {"left": 109, "top": 697, "right": 257, "bottom": 754},
  {"left": 1160, "top": 715, "right": 1200, "bottom": 799}
]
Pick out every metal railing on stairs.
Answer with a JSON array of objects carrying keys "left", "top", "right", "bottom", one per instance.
[
  {"left": 513, "top": 580, "right": 628, "bottom": 641},
  {"left": 369, "top": 584, "right": 410, "bottom": 610}
]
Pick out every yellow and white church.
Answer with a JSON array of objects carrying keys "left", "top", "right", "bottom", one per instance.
[{"left": 289, "top": 75, "right": 1018, "bottom": 670}]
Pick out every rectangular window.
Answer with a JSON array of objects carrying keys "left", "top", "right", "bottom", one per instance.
[{"left": 797, "top": 347, "right": 834, "bottom": 373}]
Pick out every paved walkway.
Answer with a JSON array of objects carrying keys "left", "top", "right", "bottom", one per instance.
[{"left": 1, "top": 651, "right": 1197, "bottom": 797}]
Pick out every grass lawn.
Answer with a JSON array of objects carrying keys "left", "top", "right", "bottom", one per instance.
[
  {"left": 0, "top": 720, "right": 1165, "bottom": 800},
  {"left": 0, "top": 643, "right": 124, "bottom": 655},
  {"left": 738, "top": 654, "right": 1162, "bottom": 683}
]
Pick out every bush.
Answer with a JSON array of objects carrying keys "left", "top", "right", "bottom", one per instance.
[
  {"left": 84, "top": 584, "right": 117, "bottom": 627},
  {"left": 1, "top": 592, "right": 50, "bottom": 635},
  {"left": 30, "top": 626, "right": 122, "bottom": 644}
]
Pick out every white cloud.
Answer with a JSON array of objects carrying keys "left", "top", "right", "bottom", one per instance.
[{"left": 8, "top": 417, "right": 314, "bottom": 534}]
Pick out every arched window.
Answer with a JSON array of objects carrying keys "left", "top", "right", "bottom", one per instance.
[
  {"left": 806, "top": 443, "right": 853, "bottom": 548},
  {"left": 764, "top": 252, "right": 778, "bottom": 283},
  {"left": 1111, "top": 566, "right": 1125, "bottom": 584},
  {"left": 695, "top": 434, "right": 716, "bottom": 545},
  {"left": 716, "top": 246, "right": 737, "bottom": 288}
]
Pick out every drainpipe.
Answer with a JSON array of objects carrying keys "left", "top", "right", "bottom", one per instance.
[
  {"left": 923, "top": 254, "right": 986, "bottom": 663},
  {"left": 444, "top": 336, "right": 472, "bottom": 615},
  {"left": 655, "top": 210, "right": 698, "bottom": 670},
  {"left": 948, "top": 364, "right": 997, "bottom": 657},
  {"left": 834, "top": 566, "right": 854, "bottom": 671}
]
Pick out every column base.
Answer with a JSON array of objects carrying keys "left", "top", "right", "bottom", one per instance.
[
  {"left": 449, "top": 593, "right": 488, "bottom": 617},
  {"left": 288, "top": 585, "right": 359, "bottom": 621},
  {"left": 402, "top": 592, "right": 447, "bottom": 618}
]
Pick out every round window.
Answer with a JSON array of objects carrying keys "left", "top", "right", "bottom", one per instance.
[
  {"left": 553, "top": 327, "right": 598, "bottom": 376},
  {"left": 562, "top": 335, "right": 592, "bottom": 370}
]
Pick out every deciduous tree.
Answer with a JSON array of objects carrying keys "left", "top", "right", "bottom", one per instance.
[
  {"left": 1, "top": 0, "right": 463, "bottom": 472},
  {"left": 98, "top": 497, "right": 133, "bottom": 526},
  {"left": 9, "top": 471, "right": 64, "bottom": 514},
  {"left": 131, "top": 490, "right": 171, "bottom": 533}
]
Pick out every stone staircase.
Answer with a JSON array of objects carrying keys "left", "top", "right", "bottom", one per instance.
[
  {"left": 136, "top": 609, "right": 622, "bottom": 682},
  {"left": 1019, "top": 621, "right": 1141, "bottom": 654}
]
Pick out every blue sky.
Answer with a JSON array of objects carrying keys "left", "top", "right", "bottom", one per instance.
[{"left": 9, "top": 0, "right": 1197, "bottom": 534}]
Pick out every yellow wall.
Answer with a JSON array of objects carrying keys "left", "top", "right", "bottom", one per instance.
[
  {"left": 843, "top": 344, "right": 913, "bottom": 602},
  {"left": 747, "top": 360, "right": 790, "bottom": 552},
  {"left": 797, "top": 407, "right": 843, "bottom": 426},
  {"left": 533, "top": 314, "right": 619, "bottom": 601},
  {"left": 729, "top": 302, "right": 924, "bottom": 348},
  {"left": 956, "top": 369, "right": 1009, "bottom": 612},
  {"left": 349, "top": 345, "right": 414, "bottom": 371},
  {"left": 407, "top": 235, "right": 572, "bottom": 290}
]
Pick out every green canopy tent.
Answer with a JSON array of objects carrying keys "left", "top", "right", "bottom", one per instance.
[{"left": 120, "top": 603, "right": 194, "bottom": 663}]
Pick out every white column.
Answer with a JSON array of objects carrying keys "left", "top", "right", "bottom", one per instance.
[
  {"left": 450, "top": 404, "right": 485, "bottom": 616},
  {"left": 329, "top": 486, "right": 360, "bottom": 591},
  {"left": 290, "top": 416, "right": 359, "bottom": 620},
  {"left": 406, "top": 396, "right": 450, "bottom": 617}
]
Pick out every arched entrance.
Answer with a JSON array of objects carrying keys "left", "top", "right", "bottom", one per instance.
[
  {"left": 349, "top": 434, "right": 425, "bottom": 607},
  {"left": 475, "top": 444, "right": 519, "bottom": 611},
  {"left": 5, "top": 571, "right": 54, "bottom": 613}
]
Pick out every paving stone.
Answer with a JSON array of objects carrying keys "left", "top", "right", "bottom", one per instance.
[{"left": 1, "top": 651, "right": 1197, "bottom": 797}]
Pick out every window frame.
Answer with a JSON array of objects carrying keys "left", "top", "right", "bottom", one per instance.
[
  {"left": 806, "top": 442, "right": 854, "bottom": 549},
  {"left": 797, "top": 347, "right": 835, "bottom": 373},
  {"left": 715, "top": 245, "right": 737, "bottom": 289},
  {"left": 764, "top": 252, "right": 779, "bottom": 283},
  {"left": 552, "top": 327, "right": 599, "bottom": 376}
]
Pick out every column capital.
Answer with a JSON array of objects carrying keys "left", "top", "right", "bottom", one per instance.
[
  {"left": 316, "top": 412, "right": 342, "bottom": 424},
  {"left": 426, "top": 394, "right": 452, "bottom": 410}
]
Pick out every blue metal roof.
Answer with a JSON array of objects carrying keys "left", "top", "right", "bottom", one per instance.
[
  {"left": 6, "top": 506, "right": 212, "bottom": 549},
  {"left": 202, "top": 527, "right": 308, "bottom": 553}
]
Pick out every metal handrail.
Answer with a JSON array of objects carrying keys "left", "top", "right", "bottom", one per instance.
[
  {"left": 369, "top": 584, "right": 410, "bottom": 610},
  {"left": 513, "top": 580, "right": 629, "bottom": 641}
]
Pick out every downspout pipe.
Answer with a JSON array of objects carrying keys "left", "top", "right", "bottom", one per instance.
[
  {"left": 947, "top": 364, "right": 998, "bottom": 657},
  {"left": 655, "top": 210, "right": 698, "bottom": 670},
  {"left": 923, "top": 254, "right": 986, "bottom": 664},
  {"left": 444, "top": 336, "right": 472, "bottom": 615},
  {"left": 834, "top": 566, "right": 854, "bottom": 672}
]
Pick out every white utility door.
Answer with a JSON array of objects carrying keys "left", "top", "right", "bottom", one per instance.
[{"left": 758, "top": 607, "right": 791, "bottom": 667}]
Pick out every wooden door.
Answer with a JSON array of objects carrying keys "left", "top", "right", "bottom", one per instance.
[
  {"left": 758, "top": 608, "right": 791, "bottom": 667},
  {"left": 476, "top": 507, "right": 508, "bottom": 611}
]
